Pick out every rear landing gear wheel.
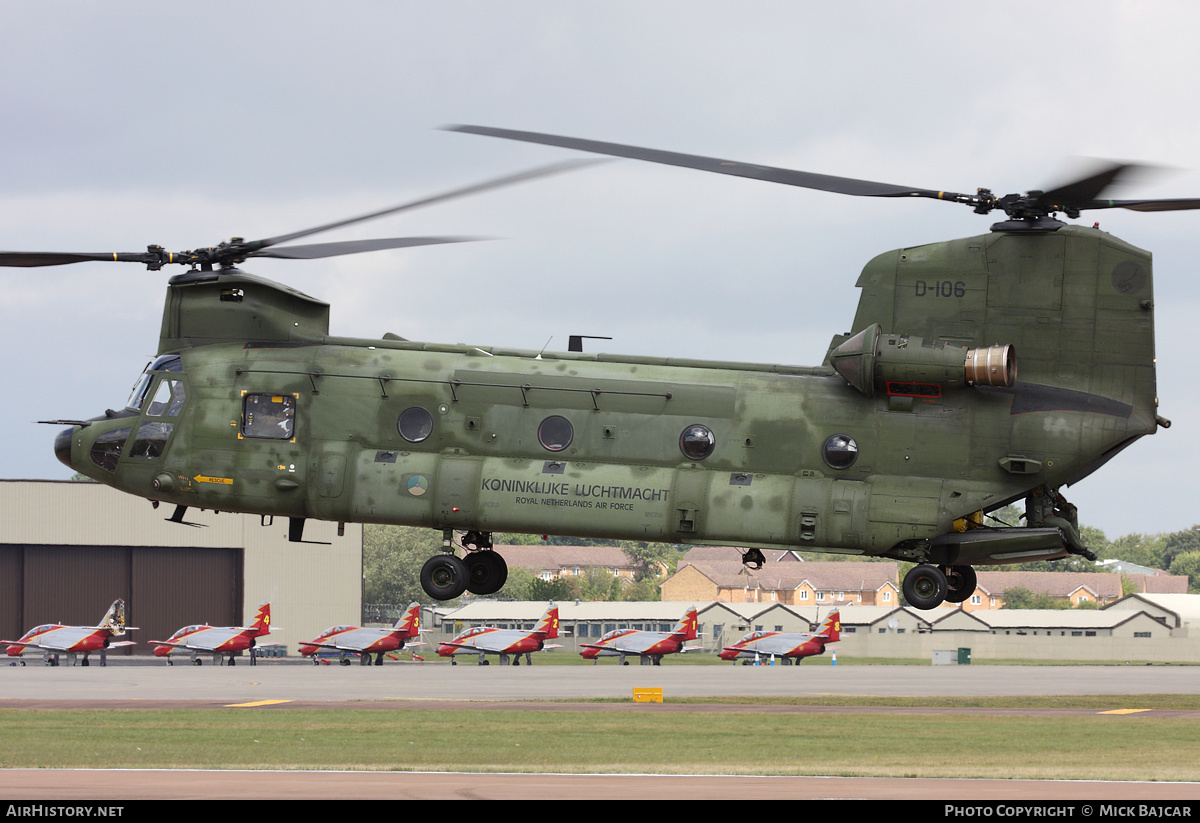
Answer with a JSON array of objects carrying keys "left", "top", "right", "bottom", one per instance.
[
  {"left": 942, "top": 565, "right": 977, "bottom": 604},
  {"left": 465, "top": 550, "right": 508, "bottom": 595},
  {"left": 903, "top": 564, "right": 948, "bottom": 610},
  {"left": 421, "top": 555, "right": 470, "bottom": 600}
]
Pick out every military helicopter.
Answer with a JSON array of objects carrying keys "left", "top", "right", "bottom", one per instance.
[{"left": 8, "top": 126, "right": 1195, "bottom": 609}]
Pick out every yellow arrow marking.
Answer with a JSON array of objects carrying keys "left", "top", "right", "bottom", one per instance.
[
  {"left": 194, "top": 475, "right": 233, "bottom": 485},
  {"left": 1099, "top": 709, "right": 1151, "bottom": 715}
]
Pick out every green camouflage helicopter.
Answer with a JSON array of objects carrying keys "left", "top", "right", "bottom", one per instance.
[{"left": 9, "top": 126, "right": 1194, "bottom": 608}]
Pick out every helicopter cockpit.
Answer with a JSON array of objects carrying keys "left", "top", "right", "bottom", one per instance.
[{"left": 73, "top": 354, "right": 188, "bottom": 473}]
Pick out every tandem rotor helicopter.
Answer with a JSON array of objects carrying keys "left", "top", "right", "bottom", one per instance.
[{"left": 9, "top": 125, "right": 1197, "bottom": 609}]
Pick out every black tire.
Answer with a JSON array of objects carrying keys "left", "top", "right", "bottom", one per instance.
[
  {"left": 465, "top": 551, "right": 509, "bottom": 595},
  {"left": 942, "top": 565, "right": 978, "bottom": 604},
  {"left": 421, "top": 555, "right": 470, "bottom": 600},
  {"left": 903, "top": 564, "right": 948, "bottom": 610}
]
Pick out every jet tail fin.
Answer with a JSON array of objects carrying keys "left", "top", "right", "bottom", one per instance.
[
  {"left": 672, "top": 608, "right": 699, "bottom": 641},
  {"left": 97, "top": 599, "right": 128, "bottom": 635},
  {"left": 535, "top": 606, "right": 559, "bottom": 639},
  {"left": 249, "top": 602, "right": 271, "bottom": 637},
  {"left": 393, "top": 602, "right": 421, "bottom": 638},
  {"left": 819, "top": 609, "right": 841, "bottom": 644}
]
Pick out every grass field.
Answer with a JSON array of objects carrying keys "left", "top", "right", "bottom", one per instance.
[{"left": 3, "top": 696, "right": 1199, "bottom": 782}]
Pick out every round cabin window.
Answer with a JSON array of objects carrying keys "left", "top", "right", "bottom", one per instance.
[
  {"left": 397, "top": 407, "right": 434, "bottom": 443},
  {"left": 679, "top": 424, "right": 716, "bottom": 460},
  {"left": 538, "top": 416, "right": 574, "bottom": 452},
  {"left": 822, "top": 433, "right": 859, "bottom": 470}
]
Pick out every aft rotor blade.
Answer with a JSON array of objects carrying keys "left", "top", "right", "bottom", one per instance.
[
  {"left": 1079, "top": 197, "right": 1200, "bottom": 212},
  {"left": 242, "top": 159, "right": 604, "bottom": 255},
  {"left": 248, "top": 236, "right": 482, "bottom": 260},
  {"left": 445, "top": 124, "right": 974, "bottom": 203},
  {"left": 1033, "top": 162, "right": 1155, "bottom": 212}
]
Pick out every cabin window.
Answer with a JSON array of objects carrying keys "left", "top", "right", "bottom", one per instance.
[
  {"left": 242, "top": 394, "right": 296, "bottom": 440},
  {"left": 679, "top": 424, "right": 716, "bottom": 460},
  {"left": 821, "top": 433, "right": 859, "bottom": 470},
  {"left": 538, "top": 415, "right": 573, "bottom": 452},
  {"left": 89, "top": 426, "right": 132, "bottom": 473},
  {"left": 397, "top": 407, "right": 434, "bottom": 443}
]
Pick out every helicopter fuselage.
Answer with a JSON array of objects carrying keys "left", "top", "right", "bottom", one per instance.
[{"left": 57, "top": 223, "right": 1161, "bottom": 597}]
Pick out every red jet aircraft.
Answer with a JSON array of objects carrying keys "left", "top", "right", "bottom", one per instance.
[
  {"left": 719, "top": 609, "right": 841, "bottom": 664},
  {"left": 437, "top": 606, "right": 560, "bottom": 666},
  {"left": 299, "top": 602, "right": 422, "bottom": 666},
  {"left": 149, "top": 601, "right": 272, "bottom": 666},
  {"left": 4, "top": 599, "right": 135, "bottom": 666},
  {"left": 580, "top": 607, "right": 699, "bottom": 665}
]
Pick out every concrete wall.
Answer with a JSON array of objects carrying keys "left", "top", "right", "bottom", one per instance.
[{"left": 833, "top": 628, "right": 1200, "bottom": 663}]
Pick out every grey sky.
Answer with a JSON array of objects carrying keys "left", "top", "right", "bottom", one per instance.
[{"left": 3, "top": 2, "right": 1199, "bottom": 541}]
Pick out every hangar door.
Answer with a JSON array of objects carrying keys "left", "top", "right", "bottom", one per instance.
[{"left": 0, "top": 544, "right": 242, "bottom": 656}]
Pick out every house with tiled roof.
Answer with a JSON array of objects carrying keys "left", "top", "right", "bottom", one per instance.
[
  {"left": 661, "top": 558, "right": 898, "bottom": 607},
  {"left": 677, "top": 547, "right": 805, "bottom": 564},
  {"left": 492, "top": 544, "right": 660, "bottom": 583}
]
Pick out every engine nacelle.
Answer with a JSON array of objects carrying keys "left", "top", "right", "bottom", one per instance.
[{"left": 829, "top": 324, "right": 1016, "bottom": 398}]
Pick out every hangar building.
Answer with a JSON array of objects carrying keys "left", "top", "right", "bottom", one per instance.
[{"left": 0, "top": 480, "right": 361, "bottom": 658}]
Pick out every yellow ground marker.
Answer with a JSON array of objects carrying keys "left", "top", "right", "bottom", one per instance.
[
  {"left": 225, "top": 700, "right": 292, "bottom": 708},
  {"left": 633, "top": 688, "right": 662, "bottom": 703},
  {"left": 1098, "top": 709, "right": 1151, "bottom": 715}
]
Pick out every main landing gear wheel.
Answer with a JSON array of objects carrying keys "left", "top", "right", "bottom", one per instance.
[
  {"left": 942, "top": 564, "right": 977, "bottom": 604},
  {"left": 421, "top": 555, "right": 470, "bottom": 600},
  {"left": 903, "top": 564, "right": 949, "bottom": 610},
  {"left": 465, "top": 550, "right": 508, "bottom": 595}
]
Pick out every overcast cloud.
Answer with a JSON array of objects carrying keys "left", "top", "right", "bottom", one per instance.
[{"left": 3, "top": 2, "right": 1199, "bottom": 540}]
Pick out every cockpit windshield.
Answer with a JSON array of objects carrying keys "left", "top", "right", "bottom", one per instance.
[{"left": 125, "top": 354, "right": 182, "bottom": 412}]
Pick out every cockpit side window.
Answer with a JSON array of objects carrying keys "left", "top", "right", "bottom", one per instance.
[
  {"left": 130, "top": 422, "right": 174, "bottom": 459},
  {"left": 146, "top": 379, "right": 186, "bottom": 417},
  {"left": 125, "top": 354, "right": 183, "bottom": 412},
  {"left": 89, "top": 426, "right": 133, "bottom": 472},
  {"left": 242, "top": 393, "right": 297, "bottom": 440}
]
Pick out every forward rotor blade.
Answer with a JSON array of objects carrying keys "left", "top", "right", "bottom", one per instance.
[
  {"left": 247, "top": 236, "right": 482, "bottom": 260},
  {"left": 445, "top": 124, "right": 972, "bottom": 203},
  {"left": 0, "top": 160, "right": 599, "bottom": 270},
  {"left": 0, "top": 251, "right": 158, "bottom": 268},
  {"left": 241, "top": 158, "right": 604, "bottom": 255}
]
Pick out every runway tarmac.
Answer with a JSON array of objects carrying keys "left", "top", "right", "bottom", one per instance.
[
  {"left": 3, "top": 661, "right": 1198, "bottom": 800},
  {"left": 3, "top": 659, "right": 1198, "bottom": 703}
]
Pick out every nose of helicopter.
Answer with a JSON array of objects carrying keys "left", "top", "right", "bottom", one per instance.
[{"left": 54, "top": 426, "right": 74, "bottom": 468}]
